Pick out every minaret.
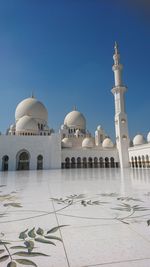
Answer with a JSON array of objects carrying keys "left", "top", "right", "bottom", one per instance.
[{"left": 111, "top": 42, "right": 129, "bottom": 168}]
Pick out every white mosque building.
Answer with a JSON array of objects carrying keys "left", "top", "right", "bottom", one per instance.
[{"left": 0, "top": 43, "right": 150, "bottom": 171}]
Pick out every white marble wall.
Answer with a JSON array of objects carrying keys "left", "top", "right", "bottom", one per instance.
[{"left": 0, "top": 133, "right": 61, "bottom": 171}]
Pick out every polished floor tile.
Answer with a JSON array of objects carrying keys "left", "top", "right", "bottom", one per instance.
[{"left": 0, "top": 168, "right": 150, "bottom": 267}]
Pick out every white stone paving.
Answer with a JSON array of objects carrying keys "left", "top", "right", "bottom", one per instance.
[{"left": 0, "top": 168, "right": 150, "bottom": 267}]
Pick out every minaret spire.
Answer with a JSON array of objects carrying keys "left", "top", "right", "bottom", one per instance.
[
  {"left": 114, "top": 41, "right": 119, "bottom": 54},
  {"left": 113, "top": 41, "right": 120, "bottom": 66},
  {"left": 111, "top": 43, "right": 129, "bottom": 168}
]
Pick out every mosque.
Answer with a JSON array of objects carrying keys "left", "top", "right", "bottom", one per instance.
[{"left": 0, "top": 43, "right": 150, "bottom": 171}]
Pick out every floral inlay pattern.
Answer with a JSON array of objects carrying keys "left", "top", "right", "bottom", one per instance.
[{"left": 0, "top": 183, "right": 150, "bottom": 266}]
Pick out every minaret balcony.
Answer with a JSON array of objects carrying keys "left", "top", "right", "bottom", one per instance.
[{"left": 111, "top": 85, "right": 127, "bottom": 95}]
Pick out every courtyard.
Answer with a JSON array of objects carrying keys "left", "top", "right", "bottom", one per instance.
[{"left": 0, "top": 168, "right": 150, "bottom": 267}]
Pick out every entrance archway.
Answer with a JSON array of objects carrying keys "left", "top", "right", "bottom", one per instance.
[
  {"left": 17, "top": 151, "right": 30, "bottom": 170},
  {"left": 2, "top": 155, "right": 9, "bottom": 171}
]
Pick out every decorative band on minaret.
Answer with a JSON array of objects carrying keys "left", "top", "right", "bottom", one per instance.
[{"left": 111, "top": 42, "right": 130, "bottom": 168}]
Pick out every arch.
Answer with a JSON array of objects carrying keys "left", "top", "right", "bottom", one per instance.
[
  {"left": 131, "top": 156, "right": 134, "bottom": 168},
  {"left": 37, "top": 155, "right": 43, "bottom": 170},
  {"left": 65, "top": 157, "right": 70, "bottom": 169},
  {"left": 134, "top": 156, "right": 138, "bottom": 168},
  {"left": 88, "top": 157, "right": 93, "bottom": 168},
  {"left": 105, "top": 157, "right": 109, "bottom": 168},
  {"left": 82, "top": 157, "right": 87, "bottom": 168},
  {"left": 94, "top": 157, "right": 98, "bottom": 162},
  {"left": 138, "top": 156, "right": 142, "bottom": 168},
  {"left": 77, "top": 157, "right": 81, "bottom": 163},
  {"left": 99, "top": 157, "right": 103, "bottom": 168},
  {"left": 77, "top": 157, "right": 81, "bottom": 168},
  {"left": 110, "top": 157, "right": 115, "bottom": 168},
  {"left": 17, "top": 150, "right": 30, "bottom": 171},
  {"left": 141, "top": 155, "right": 145, "bottom": 168},
  {"left": 71, "top": 157, "right": 75, "bottom": 163},
  {"left": 94, "top": 157, "right": 98, "bottom": 168},
  {"left": 2, "top": 155, "right": 9, "bottom": 171},
  {"left": 146, "top": 155, "right": 149, "bottom": 168},
  {"left": 71, "top": 157, "right": 76, "bottom": 168}
]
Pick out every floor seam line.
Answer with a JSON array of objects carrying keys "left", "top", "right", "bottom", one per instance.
[
  {"left": 82, "top": 256, "right": 150, "bottom": 266},
  {"left": 51, "top": 199, "right": 71, "bottom": 267}
]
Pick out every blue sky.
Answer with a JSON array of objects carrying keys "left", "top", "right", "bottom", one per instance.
[{"left": 0, "top": 0, "right": 150, "bottom": 139}]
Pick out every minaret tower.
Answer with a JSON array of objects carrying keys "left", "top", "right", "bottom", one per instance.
[{"left": 111, "top": 42, "right": 129, "bottom": 168}]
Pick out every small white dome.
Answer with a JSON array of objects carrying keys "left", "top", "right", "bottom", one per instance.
[
  {"left": 10, "top": 124, "right": 16, "bottom": 130},
  {"left": 61, "top": 124, "right": 67, "bottom": 130},
  {"left": 147, "top": 132, "right": 150, "bottom": 143},
  {"left": 82, "top": 137, "right": 94, "bottom": 148},
  {"left": 15, "top": 97, "right": 48, "bottom": 122},
  {"left": 64, "top": 110, "right": 86, "bottom": 130},
  {"left": 102, "top": 138, "right": 114, "bottom": 148},
  {"left": 133, "top": 134, "right": 146, "bottom": 146},
  {"left": 16, "top": 115, "right": 38, "bottom": 132},
  {"left": 61, "top": 137, "right": 72, "bottom": 148}
]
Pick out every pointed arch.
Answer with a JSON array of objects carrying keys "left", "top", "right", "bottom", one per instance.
[
  {"left": 16, "top": 150, "right": 30, "bottom": 171},
  {"left": 2, "top": 155, "right": 9, "bottom": 171},
  {"left": 37, "top": 155, "right": 43, "bottom": 170},
  {"left": 110, "top": 157, "right": 115, "bottom": 168},
  {"left": 77, "top": 157, "right": 81, "bottom": 168}
]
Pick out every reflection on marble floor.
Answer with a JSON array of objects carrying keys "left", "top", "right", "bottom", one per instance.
[{"left": 0, "top": 168, "right": 150, "bottom": 267}]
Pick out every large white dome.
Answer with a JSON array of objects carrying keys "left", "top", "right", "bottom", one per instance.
[
  {"left": 16, "top": 115, "right": 38, "bottom": 132},
  {"left": 133, "top": 134, "right": 146, "bottom": 146},
  {"left": 64, "top": 110, "right": 86, "bottom": 130},
  {"left": 15, "top": 97, "right": 48, "bottom": 122}
]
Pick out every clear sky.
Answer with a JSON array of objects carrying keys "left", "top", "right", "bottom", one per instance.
[{"left": 0, "top": 0, "right": 150, "bottom": 140}]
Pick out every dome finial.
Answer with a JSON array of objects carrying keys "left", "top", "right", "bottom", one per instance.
[
  {"left": 73, "top": 105, "right": 77, "bottom": 111},
  {"left": 31, "top": 91, "right": 35, "bottom": 98}
]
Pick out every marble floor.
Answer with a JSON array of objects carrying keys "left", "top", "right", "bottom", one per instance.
[{"left": 0, "top": 168, "right": 150, "bottom": 267}]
